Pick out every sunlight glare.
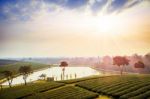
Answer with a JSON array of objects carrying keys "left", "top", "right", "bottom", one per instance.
[{"left": 95, "top": 15, "right": 124, "bottom": 35}]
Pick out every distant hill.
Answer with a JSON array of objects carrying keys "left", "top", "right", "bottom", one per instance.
[
  {"left": 0, "top": 59, "right": 19, "bottom": 66},
  {"left": 14, "top": 57, "right": 100, "bottom": 66},
  {"left": 0, "top": 60, "right": 50, "bottom": 80}
]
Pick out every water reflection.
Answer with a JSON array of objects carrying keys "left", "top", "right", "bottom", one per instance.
[{"left": 2, "top": 67, "right": 100, "bottom": 85}]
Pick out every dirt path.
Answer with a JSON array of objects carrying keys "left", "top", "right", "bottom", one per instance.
[
  {"left": 95, "top": 95, "right": 112, "bottom": 99},
  {"left": 44, "top": 83, "right": 76, "bottom": 92}
]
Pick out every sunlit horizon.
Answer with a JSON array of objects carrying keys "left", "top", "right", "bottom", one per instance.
[{"left": 0, "top": 0, "right": 150, "bottom": 57}]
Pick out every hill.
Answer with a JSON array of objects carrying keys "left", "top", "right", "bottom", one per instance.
[
  {"left": 0, "top": 59, "right": 19, "bottom": 66},
  {"left": 0, "top": 60, "right": 50, "bottom": 80}
]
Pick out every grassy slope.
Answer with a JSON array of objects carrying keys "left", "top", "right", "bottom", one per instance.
[{"left": 0, "top": 61, "right": 50, "bottom": 80}]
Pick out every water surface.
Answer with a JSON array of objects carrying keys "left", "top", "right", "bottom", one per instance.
[{"left": 2, "top": 67, "right": 100, "bottom": 85}]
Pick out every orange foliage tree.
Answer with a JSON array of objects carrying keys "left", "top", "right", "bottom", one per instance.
[
  {"left": 60, "top": 61, "right": 68, "bottom": 80},
  {"left": 113, "top": 56, "right": 129, "bottom": 75}
]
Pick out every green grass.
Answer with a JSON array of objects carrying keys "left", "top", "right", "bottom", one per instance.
[
  {"left": 26, "top": 86, "right": 99, "bottom": 99},
  {"left": 76, "top": 75, "right": 150, "bottom": 99},
  {"left": 0, "top": 62, "right": 50, "bottom": 80},
  {"left": 0, "top": 81, "right": 65, "bottom": 99}
]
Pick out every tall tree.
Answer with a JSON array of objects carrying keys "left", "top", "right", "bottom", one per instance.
[
  {"left": 19, "top": 66, "right": 32, "bottom": 85},
  {"left": 113, "top": 56, "right": 129, "bottom": 75},
  {"left": 60, "top": 61, "right": 68, "bottom": 80},
  {"left": 2, "top": 71, "right": 13, "bottom": 88}
]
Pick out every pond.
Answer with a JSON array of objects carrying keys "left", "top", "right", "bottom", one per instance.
[{"left": 2, "top": 67, "right": 100, "bottom": 85}]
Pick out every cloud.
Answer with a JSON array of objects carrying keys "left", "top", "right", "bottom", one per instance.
[
  {"left": 64, "top": 0, "right": 88, "bottom": 9},
  {"left": 91, "top": 0, "right": 108, "bottom": 13},
  {"left": 107, "top": 0, "right": 128, "bottom": 13},
  {"left": 107, "top": 0, "right": 144, "bottom": 13},
  {"left": 43, "top": 0, "right": 88, "bottom": 9},
  {"left": 0, "top": 0, "right": 149, "bottom": 57},
  {"left": 0, "top": 0, "right": 147, "bottom": 23}
]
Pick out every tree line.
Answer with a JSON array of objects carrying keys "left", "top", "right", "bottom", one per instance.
[
  {"left": 1, "top": 56, "right": 146, "bottom": 88},
  {"left": 1, "top": 66, "right": 32, "bottom": 88}
]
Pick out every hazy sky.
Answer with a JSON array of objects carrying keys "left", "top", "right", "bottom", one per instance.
[{"left": 0, "top": 0, "right": 150, "bottom": 57}]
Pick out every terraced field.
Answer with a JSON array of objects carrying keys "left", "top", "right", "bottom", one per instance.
[
  {"left": 26, "top": 86, "right": 98, "bottom": 99},
  {"left": 1, "top": 75, "right": 150, "bottom": 99},
  {"left": 76, "top": 75, "right": 150, "bottom": 99},
  {"left": 0, "top": 81, "right": 65, "bottom": 99}
]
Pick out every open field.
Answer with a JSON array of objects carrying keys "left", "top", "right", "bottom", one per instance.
[{"left": 1, "top": 75, "right": 150, "bottom": 99}]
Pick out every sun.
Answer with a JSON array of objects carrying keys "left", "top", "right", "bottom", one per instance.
[{"left": 95, "top": 15, "right": 125, "bottom": 35}]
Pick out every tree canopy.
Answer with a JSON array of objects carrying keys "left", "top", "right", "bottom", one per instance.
[
  {"left": 60, "top": 61, "right": 68, "bottom": 67},
  {"left": 113, "top": 56, "right": 129, "bottom": 66},
  {"left": 134, "top": 61, "right": 145, "bottom": 68}
]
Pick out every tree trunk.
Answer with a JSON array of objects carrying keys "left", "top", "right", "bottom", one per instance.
[
  {"left": 63, "top": 70, "right": 65, "bottom": 80},
  {"left": 23, "top": 75, "right": 27, "bottom": 85},
  {"left": 62, "top": 68, "right": 65, "bottom": 80},
  {"left": 61, "top": 73, "right": 63, "bottom": 80},
  {"left": 120, "top": 66, "right": 123, "bottom": 75},
  {"left": 24, "top": 79, "right": 27, "bottom": 85},
  {"left": 8, "top": 81, "right": 12, "bottom": 88},
  {"left": 0, "top": 85, "right": 2, "bottom": 90},
  {"left": 7, "top": 78, "right": 12, "bottom": 88}
]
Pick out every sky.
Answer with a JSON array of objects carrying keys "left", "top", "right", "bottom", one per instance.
[{"left": 0, "top": 0, "right": 150, "bottom": 58}]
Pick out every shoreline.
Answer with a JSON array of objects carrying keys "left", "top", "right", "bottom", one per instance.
[{"left": 0, "top": 66, "right": 51, "bottom": 85}]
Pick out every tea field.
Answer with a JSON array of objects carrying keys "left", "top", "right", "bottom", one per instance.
[{"left": 1, "top": 75, "right": 150, "bottom": 99}]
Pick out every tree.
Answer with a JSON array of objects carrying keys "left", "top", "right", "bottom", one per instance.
[
  {"left": 113, "top": 56, "right": 129, "bottom": 75},
  {"left": 2, "top": 71, "right": 13, "bottom": 88},
  {"left": 134, "top": 61, "right": 145, "bottom": 68},
  {"left": 39, "top": 74, "right": 46, "bottom": 80},
  {"left": 60, "top": 61, "right": 68, "bottom": 80},
  {"left": 19, "top": 66, "right": 32, "bottom": 85},
  {"left": 134, "top": 61, "right": 145, "bottom": 73},
  {"left": 144, "top": 53, "right": 150, "bottom": 67}
]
